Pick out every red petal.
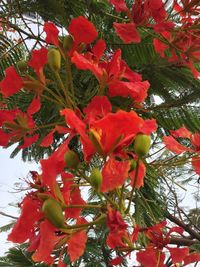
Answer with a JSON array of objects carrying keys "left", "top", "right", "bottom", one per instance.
[
  {"left": 58, "top": 258, "right": 68, "bottom": 267},
  {"left": 68, "top": 16, "right": 98, "bottom": 44},
  {"left": 153, "top": 38, "right": 168, "bottom": 58},
  {"left": 40, "top": 130, "right": 55, "bottom": 147},
  {"left": 168, "top": 247, "right": 189, "bottom": 263},
  {"left": 28, "top": 47, "right": 48, "bottom": 75},
  {"left": 170, "top": 127, "right": 192, "bottom": 139},
  {"left": 184, "top": 253, "right": 200, "bottom": 265},
  {"left": 40, "top": 139, "right": 70, "bottom": 191},
  {"left": 107, "top": 231, "right": 126, "bottom": 249},
  {"left": 32, "top": 220, "right": 60, "bottom": 264},
  {"left": 107, "top": 49, "right": 121, "bottom": 80},
  {"left": 92, "top": 110, "right": 144, "bottom": 154},
  {"left": 0, "top": 129, "right": 10, "bottom": 146},
  {"left": 7, "top": 195, "right": 42, "bottom": 243},
  {"left": 67, "top": 230, "right": 87, "bottom": 262},
  {"left": 148, "top": 0, "right": 167, "bottom": 23},
  {"left": 109, "top": 0, "right": 128, "bottom": 13},
  {"left": 71, "top": 51, "right": 103, "bottom": 81},
  {"left": 65, "top": 187, "right": 86, "bottom": 219},
  {"left": 109, "top": 80, "right": 150, "bottom": 102},
  {"left": 43, "top": 22, "right": 59, "bottom": 46},
  {"left": 113, "top": 22, "right": 141, "bottom": 44},
  {"left": 192, "top": 157, "right": 200, "bottom": 176},
  {"left": 140, "top": 119, "right": 157, "bottom": 134},
  {"left": 129, "top": 159, "right": 146, "bottom": 189},
  {"left": 109, "top": 256, "right": 123, "bottom": 266},
  {"left": 92, "top": 39, "right": 106, "bottom": 60},
  {"left": 191, "top": 133, "right": 200, "bottom": 151},
  {"left": 0, "top": 66, "right": 23, "bottom": 97},
  {"left": 20, "top": 134, "right": 39, "bottom": 149},
  {"left": 61, "top": 108, "right": 95, "bottom": 161},
  {"left": 27, "top": 96, "right": 41, "bottom": 115},
  {"left": 121, "top": 60, "right": 142, "bottom": 82},
  {"left": 83, "top": 96, "right": 112, "bottom": 124},
  {"left": 163, "top": 136, "right": 190, "bottom": 154},
  {"left": 137, "top": 248, "right": 165, "bottom": 267},
  {"left": 101, "top": 157, "right": 130, "bottom": 192}
]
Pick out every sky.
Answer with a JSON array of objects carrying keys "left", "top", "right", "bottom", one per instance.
[{"left": 0, "top": 147, "right": 38, "bottom": 256}]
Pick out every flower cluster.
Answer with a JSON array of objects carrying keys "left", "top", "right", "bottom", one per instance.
[{"left": 0, "top": 3, "right": 200, "bottom": 266}]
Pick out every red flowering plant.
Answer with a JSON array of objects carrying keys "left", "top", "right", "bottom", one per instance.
[{"left": 0, "top": 1, "right": 200, "bottom": 266}]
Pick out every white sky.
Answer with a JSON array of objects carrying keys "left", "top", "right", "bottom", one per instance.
[{"left": 0, "top": 147, "right": 38, "bottom": 256}]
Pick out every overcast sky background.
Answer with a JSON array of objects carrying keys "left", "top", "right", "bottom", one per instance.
[{"left": 0, "top": 147, "right": 38, "bottom": 256}]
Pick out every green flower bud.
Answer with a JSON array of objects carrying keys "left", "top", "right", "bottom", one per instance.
[
  {"left": 48, "top": 48, "right": 61, "bottom": 72},
  {"left": 134, "top": 134, "right": 151, "bottom": 157},
  {"left": 63, "top": 35, "right": 74, "bottom": 51},
  {"left": 129, "top": 159, "right": 137, "bottom": 172},
  {"left": 64, "top": 150, "right": 79, "bottom": 169},
  {"left": 90, "top": 168, "right": 102, "bottom": 192},
  {"left": 42, "top": 198, "right": 65, "bottom": 228},
  {"left": 16, "top": 60, "right": 27, "bottom": 72}
]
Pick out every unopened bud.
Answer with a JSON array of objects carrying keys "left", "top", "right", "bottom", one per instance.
[
  {"left": 90, "top": 168, "right": 102, "bottom": 192},
  {"left": 63, "top": 35, "right": 74, "bottom": 51},
  {"left": 16, "top": 60, "right": 27, "bottom": 72},
  {"left": 64, "top": 150, "right": 79, "bottom": 169},
  {"left": 42, "top": 198, "right": 65, "bottom": 228},
  {"left": 48, "top": 48, "right": 61, "bottom": 72},
  {"left": 134, "top": 134, "right": 151, "bottom": 157}
]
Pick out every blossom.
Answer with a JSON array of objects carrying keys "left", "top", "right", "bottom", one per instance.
[
  {"left": 0, "top": 109, "right": 38, "bottom": 148},
  {"left": 43, "top": 21, "right": 59, "bottom": 46},
  {"left": 68, "top": 16, "right": 98, "bottom": 45},
  {"left": 7, "top": 195, "right": 43, "bottom": 243},
  {"left": 0, "top": 66, "right": 23, "bottom": 97}
]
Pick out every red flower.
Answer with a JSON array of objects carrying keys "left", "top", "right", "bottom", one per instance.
[
  {"left": 43, "top": 22, "right": 59, "bottom": 46},
  {"left": 83, "top": 96, "right": 112, "bottom": 125},
  {"left": 0, "top": 66, "right": 23, "bottom": 97},
  {"left": 109, "top": 0, "right": 128, "bottom": 13},
  {"left": 108, "top": 80, "right": 150, "bottom": 103},
  {"left": 113, "top": 22, "right": 141, "bottom": 44},
  {"left": 40, "top": 139, "right": 70, "bottom": 192},
  {"left": 91, "top": 110, "right": 144, "bottom": 155},
  {"left": 0, "top": 109, "right": 38, "bottom": 148},
  {"left": 163, "top": 135, "right": 191, "bottom": 154},
  {"left": 137, "top": 248, "right": 166, "bottom": 267},
  {"left": 68, "top": 16, "right": 98, "bottom": 45},
  {"left": 27, "top": 96, "right": 41, "bottom": 115},
  {"left": 170, "top": 126, "right": 192, "bottom": 139},
  {"left": 28, "top": 47, "right": 48, "bottom": 83},
  {"left": 32, "top": 220, "right": 62, "bottom": 264},
  {"left": 65, "top": 187, "right": 86, "bottom": 219},
  {"left": 67, "top": 229, "right": 87, "bottom": 262},
  {"left": 7, "top": 195, "right": 42, "bottom": 243},
  {"left": 101, "top": 157, "right": 130, "bottom": 192},
  {"left": 106, "top": 207, "right": 128, "bottom": 249},
  {"left": 129, "top": 159, "right": 146, "bottom": 189}
]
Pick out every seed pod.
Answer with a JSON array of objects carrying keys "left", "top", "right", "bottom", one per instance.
[
  {"left": 90, "top": 168, "right": 102, "bottom": 192},
  {"left": 64, "top": 150, "right": 79, "bottom": 169},
  {"left": 42, "top": 198, "right": 65, "bottom": 228},
  {"left": 48, "top": 48, "right": 61, "bottom": 72},
  {"left": 16, "top": 60, "right": 27, "bottom": 72},
  {"left": 63, "top": 35, "right": 74, "bottom": 51},
  {"left": 134, "top": 134, "right": 151, "bottom": 157}
]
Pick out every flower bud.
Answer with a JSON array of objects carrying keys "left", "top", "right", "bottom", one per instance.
[
  {"left": 90, "top": 168, "right": 102, "bottom": 192},
  {"left": 42, "top": 198, "right": 65, "bottom": 228},
  {"left": 134, "top": 134, "right": 151, "bottom": 157},
  {"left": 48, "top": 48, "right": 61, "bottom": 72},
  {"left": 16, "top": 60, "right": 27, "bottom": 72},
  {"left": 129, "top": 159, "right": 137, "bottom": 172},
  {"left": 64, "top": 150, "right": 79, "bottom": 169},
  {"left": 63, "top": 35, "right": 74, "bottom": 51}
]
